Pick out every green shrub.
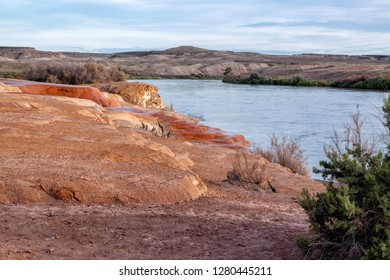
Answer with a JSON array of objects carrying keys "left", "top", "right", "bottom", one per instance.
[
  {"left": 128, "top": 74, "right": 162, "bottom": 80},
  {"left": 223, "top": 74, "right": 328, "bottom": 88},
  {"left": 223, "top": 67, "right": 232, "bottom": 76},
  {"left": 0, "top": 72, "right": 19, "bottom": 79},
  {"left": 223, "top": 72, "right": 389, "bottom": 90},
  {"left": 330, "top": 77, "right": 390, "bottom": 91},
  {"left": 300, "top": 98, "right": 390, "bottom": 259},
  {"left": 384, "top": 97, "right": 390, "bottom": 148}
]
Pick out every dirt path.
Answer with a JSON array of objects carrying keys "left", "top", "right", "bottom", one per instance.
[{"left": 0, "top": 182, "right": 310, "bottom": 260}]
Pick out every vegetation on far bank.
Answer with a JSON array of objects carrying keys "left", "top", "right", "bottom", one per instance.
[
  {"left": 223, "top": 72, "right": 390, "bottom": 91},
  {"left": 3, "top": 63, "right": 389, "bottom": 92},
  {"left": 127, "top": 74, "right": 163, "bottom": 80},
  {"left": 127, "top": 73, "right": 221, "bottom": 80},
  {"left": 0, "top": 71, "right": 20, "bottom": 79},
  {"left": 189, "top": 73, "right": 221, "bottom": 80}
]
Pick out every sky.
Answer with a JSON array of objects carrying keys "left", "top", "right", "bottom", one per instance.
[{"left": 1, "top": 0, "right": 390, "bottom": 54}]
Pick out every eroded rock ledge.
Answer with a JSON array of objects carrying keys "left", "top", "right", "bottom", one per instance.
[
  {"left": 0, "top": 78, "right": 322, "bottom": 205},
  {"left": 0, "top": 91, "right": 205, "bottom": 204},
  {"left": 0, "top": 78, "right": 248, "bottom": 204},
  {"left": 0, "top": 78, "right": 248, "bottom": 148}
]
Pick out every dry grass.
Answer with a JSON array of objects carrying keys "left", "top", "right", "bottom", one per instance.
[
  {"left": 227, "top": 135, "right": 308, "bottom": 191},
  {"left": 227, "top": 149, "right": 271, "bottom": 190},
  {"left": 325, "top": 107, "right": 377, "bottom": 162},
  {"left": 254, "top": 134, "right": 309, "bottom": 176},
  {"left": 23, "top": 63, "right": 127, "bottom": 85}
]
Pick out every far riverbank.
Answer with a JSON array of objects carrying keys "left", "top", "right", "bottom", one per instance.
[{"left": 222, "top": 74, "right": 390, "bottom": 91}]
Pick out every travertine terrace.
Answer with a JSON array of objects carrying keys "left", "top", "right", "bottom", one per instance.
[{"left": 0, "top": 78, "right": 324, "bottom": 259}]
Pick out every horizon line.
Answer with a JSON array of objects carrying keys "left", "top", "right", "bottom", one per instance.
[{"left": 1, "top": 45, "right": 389, "bottom": 57}]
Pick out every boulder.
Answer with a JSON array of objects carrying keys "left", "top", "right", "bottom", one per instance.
[{"left": 95, "top": 82, "right": 168, "bottom": 109}]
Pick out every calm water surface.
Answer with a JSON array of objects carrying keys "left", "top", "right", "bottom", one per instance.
[{"left": 134, "top": 80, "right": 389, "bottom": 177}]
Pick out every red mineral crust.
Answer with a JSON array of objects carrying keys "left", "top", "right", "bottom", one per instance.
[
  {"left": 0, "top": 78, "right": 120, "bottom": 107},
  {"left": 113, "top": 108, "right": 250, "bottom": 148},
  {"left": 0, "top": 78, "right": 248, "bottom": 148},
  {"left": 160, "top": 115, "right": 248, "bottom": 147}
]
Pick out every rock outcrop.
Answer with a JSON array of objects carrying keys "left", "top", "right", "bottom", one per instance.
[
  {"left": 0, "top": 78, "right": 248, "bottom": 204},
  {"left": 0, "top": 92, "right": 206, "bottom": 204},
  {"left": 0, "top": 78, "right": 248, "bottom": 149},
  {"left": 104, "top": 106, "right": 249, "bottom": 148},
  {"left": 95, "top": 82, "right": 168, "bottom": 109},
  {"left": 0, "top": 74, "right": 330, "bottom": 260},
  {"left": 0, "top": 78, "right": 321, "bottom": 207}
]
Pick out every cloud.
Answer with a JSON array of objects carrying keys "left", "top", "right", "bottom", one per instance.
[
  {"left": 0, "top": 0, "right": 389, "bottom": 54},
  {"left": 242, "top": 19, "right": 390, "bottom": 33}
]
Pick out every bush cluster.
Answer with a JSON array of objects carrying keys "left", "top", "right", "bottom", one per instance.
[
  {"left": 23, "top": 63, "right": 127, "bottom": 85},
  {"left": 300, "top": 97, "right": 390, "bottom": 259},
  {"left": 190, "top": 73, "right": 218, "bottom": 80},
  {"left": 128, "top": 74, "right": 162, "bottom": 80},
  {"left": 0, "top": 72, "right": 20, "bottom": 79},
  {"left": 330, "top": 77, "right": 390, "bottom": 91},
  {"left": 223, "top": 73, "right": 390, "bottom": 91},
  {"left": 223, "top": 73, "right": 328, "bottom": 87}
]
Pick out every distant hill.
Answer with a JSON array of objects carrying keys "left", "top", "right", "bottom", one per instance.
[
  {"left": 1, "top": 45, "right": 389, "bottom": 81},
  {"left": 164, "top": 46, "right": 209, "bottom": 54},
  {"left": 0, "top": 46, "right": 37, "bottom": 52}
]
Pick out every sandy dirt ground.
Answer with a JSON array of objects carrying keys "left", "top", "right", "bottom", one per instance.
[{"left": 0, "top": 181, "right": 310, "bottom": 260}]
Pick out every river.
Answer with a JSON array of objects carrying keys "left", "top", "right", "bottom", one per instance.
[{"left": 133, "top": 79, "right": 389, "bottom": 178}]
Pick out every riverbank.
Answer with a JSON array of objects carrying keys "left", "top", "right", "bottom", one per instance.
[
  {"left": 0, "top": 78, "right": 324, "bottom": 259},
  {"left": 223, "top": 73, "right": 390, "bottom": 91},
  {"left": 134, "top": 79, "right": 388, "bottom": 181}
]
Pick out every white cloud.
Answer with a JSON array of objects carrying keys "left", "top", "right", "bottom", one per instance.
[{"left": 0, "top": 0, "right": 389, "bottom": 54}]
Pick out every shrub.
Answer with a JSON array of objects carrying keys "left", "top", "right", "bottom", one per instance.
[
  {"left": 0, "top": 72, "right": 20, "bottom": 79},
  {"left": 227, "top": 149, "right": 268, "bottom": 187},
  {"left": 190, "top": 73, "right": 219, "bottom": 80},
  {"left": 223, "top": 73, "right": 329, "bottom": 88},
  {"left": 383, "top": 97, "right": 390, "bottom": 148},
  {"left": 23, "top": 63, "right": 127, "bottom": 85},
  {"left": 330, "top": 77, "right": 390, "bottom": 91},
  {"left": 223, "top": 72, "right": 390, "bottom": 90},
  {"left": 300, "top": 98, "right": 390, "bottom": 259},
  {"left": 254, "top": 134, "right": 309, "bottom": 176},
  {"left": 290, "top": 76, "right": 303, "bottom": 86},
  {"left": 223, "top": 67, "right": 232, "bottom": 76}
]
